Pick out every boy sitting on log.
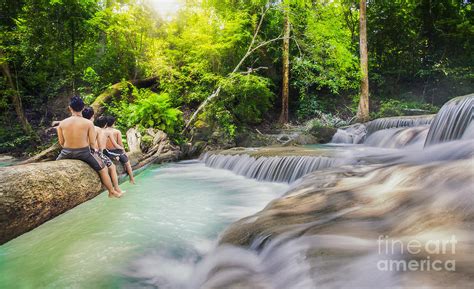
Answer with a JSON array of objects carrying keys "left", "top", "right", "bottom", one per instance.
[
  {"left": 82, "top": 107, "right": 123, "bottom": 196},
  {"left": 56, "top": 96, "right": 122, "bottom": 198},
  {"left": 103, "top": 116, "right": 135, "bottom": 184}
]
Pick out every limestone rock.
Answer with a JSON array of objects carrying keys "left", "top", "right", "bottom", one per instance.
[{"left": 218, "top": 159, "right": 473, "bottom": 247}]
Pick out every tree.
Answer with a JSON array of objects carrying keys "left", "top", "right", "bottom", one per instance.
[
  {"left": 356, "top": 0, "right": 369, "bottom": 122},
  {"left": 0, "top": 49, "right": 34, "bottom": 135},
  {"left": 279, "top": 0, "right": 290, "bottom": 124}
]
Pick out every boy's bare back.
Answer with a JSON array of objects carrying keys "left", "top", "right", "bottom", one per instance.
[
  {"left": 57, "top": 116, "right": 95, "bottom": 149},
  {"left": 105, "top": 128, "right": 124, "bottom": 150},
  {"left": 95, "top": 126, "right": 107, "bottom": 150}
]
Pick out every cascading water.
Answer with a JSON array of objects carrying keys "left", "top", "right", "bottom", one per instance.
[
  {"left": 424, "top": 94, "right": 473, "bottom": 146},
  {"left": 330, "top": 115, "right": 434, "bottom": 145},
  {"left": 363, "top": 126, "right": 429, "bottom": 149},
  {"left": 365, "top": 114, "right": 434, "bottom": 135},
  {"left": 201, "top": 152, "right": 346, "bottom": 183},
  {"left": 1, "top": 94, "right": 473, "bottom": 289},
  {"left": 330, "top": 123, "right": 367, "bottom": 144},
  {"left": 187, "top": 157, "right": 474, "bottom": 289}
]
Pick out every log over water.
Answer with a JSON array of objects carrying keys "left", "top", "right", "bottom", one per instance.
[
  {"left": 0, "top": 161, "right": 102, "bottom": 244},
  {"left": 0, "top": 129, "right": 180, "bottom": 244}
]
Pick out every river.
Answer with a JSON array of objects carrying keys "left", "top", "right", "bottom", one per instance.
[
  {"left": 0, "top": 161, "right": 287, "bottom": 288},
  {"left": 1, "top": 94, "right": 472, "bottom": 289}
]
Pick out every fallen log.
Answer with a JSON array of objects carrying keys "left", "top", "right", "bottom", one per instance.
[
  {"left": 0, "top": 160, "right": 102, "bottom": 244},
  {"left": 19, "top": 143, "right": 61, "bottom": 165},
  {"left": 0, "top": 128, "right": 180, "bottom": 245}
]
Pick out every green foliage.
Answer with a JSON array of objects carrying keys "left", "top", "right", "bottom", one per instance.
[
  {"left": 107, "top": 85, "right": 183, "bottom": 139},
  {"left": 305, "top": 111, "right": 349, "bottom": 131},
  {"left": 367, "top": 0, "right": 474, "bottom": 102},
  {"left": 372, "top": 100, "right": 439, "bottom": 119},
  {"left": 220, "top": 74, "right": 274, "bottom": 124},
  {"left": 0, "top": 0, "right": 472, "bottom": 153},
  {"left": 141, "top": 134, "right": 153, "bottom": 148},
  {"left": 291, "top": 0, "right": 360, "bottom": 120},
  {"left": 204, "top": 74, "right": 274, "bottom": 138},
  {"left": 0, "top": 123, "right": 33, "bottom": 152}
]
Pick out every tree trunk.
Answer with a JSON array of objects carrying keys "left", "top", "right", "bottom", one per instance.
[
  {"left": 279, "top": 2, "right": 291, "bottom": 124},
  {"left": 183, "top": 6, "right": 284, "bottom": 133},
  {"left": 91, "top": 77, "right": 158, "bottom": 117},
  {"left": 1, "top": 129, "right": 181, "bottom": 244},
  {"left": 0, "top": 50, "right": 34, "bottom": 135},
  {"left": 357, "top": 0, "right": 370, "bottom": 122}
]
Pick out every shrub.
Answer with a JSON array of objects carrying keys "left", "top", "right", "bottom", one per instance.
[
  {"left": 107, "top": 86, "right": 183, "bottom": 140},
  {"left": 372, "top": 99, "right": 439, "bottom": 119},
  {"left": 304, "top": 111, "right": 349, "bottom": 132},
  {"left": 204, "top": 73, "right": 274, "bottom": 138}
]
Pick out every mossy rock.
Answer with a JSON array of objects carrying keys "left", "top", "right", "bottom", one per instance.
[
  {"left": 307, "top": 126, "right": 337, "bottom": 143},
  {"left": 192, "top": 120, "right": 213, "bottom": 142},
  {"left": 235, "top": 131, "right": 279, "bottom": 147}
]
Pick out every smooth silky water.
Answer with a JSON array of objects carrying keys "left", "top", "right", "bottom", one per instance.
[{"left": 0, "top": 161, "right": 288, "bottom": 289}]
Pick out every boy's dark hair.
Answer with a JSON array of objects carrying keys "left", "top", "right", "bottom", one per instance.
[
  {"left": 82, "top": 107, "right": 94, "bottom": 120},
  {"left": 69, "top": 96, "right": 85, "bottom": 112},
  {"left": 106, "top": 115, "right": 116, "bottom": 127},
  {"left": 95, "top": 116, "right": 107, "bottom": 128}
]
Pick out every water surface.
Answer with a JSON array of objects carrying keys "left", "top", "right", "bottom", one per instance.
[{"left": 0, "top": 161, "right": 288, "bottom": 289}]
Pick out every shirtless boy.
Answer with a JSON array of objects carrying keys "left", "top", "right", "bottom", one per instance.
[
  {"left": 103, "top": 116, "right": 135, "bottom": 184},
  {"left": 81, "top": 107, "right": 123, "bottom": 196},
  {"left": 56, "top": 97, "right": 122, "bottom": 198}
]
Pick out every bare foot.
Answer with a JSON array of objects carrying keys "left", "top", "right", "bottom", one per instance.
[
  {"left": 129, "top": 178, "right": 135, "bottom": 185},
  {"left": 108, "top": 190, "right": 122, "bottom": 198},
  {"left": 115, "top": 187, "right": 124, "bottom": 194}
]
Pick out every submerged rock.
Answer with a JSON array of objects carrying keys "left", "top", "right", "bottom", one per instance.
[{"left": 306, "top": 125, "right": 337, "bottom": 143}]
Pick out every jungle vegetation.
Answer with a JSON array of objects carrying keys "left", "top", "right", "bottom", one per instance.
[{"left": 0, "top": 0, "right": 472, "bottom": 152}]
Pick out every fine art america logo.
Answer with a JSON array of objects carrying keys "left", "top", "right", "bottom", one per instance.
[{"left": 377, "top": 235, "right": 457, "bottom": 272}]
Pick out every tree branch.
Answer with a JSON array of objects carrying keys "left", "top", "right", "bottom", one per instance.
[{"left": 183, "top": 3, "right": 275, "bottom": 133}]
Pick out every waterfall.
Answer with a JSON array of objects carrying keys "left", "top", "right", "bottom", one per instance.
[
  {"left": 331, "top": 124, "right": 367, "bottom": 144},
  {"left": 331, "top": 115, "right": 434, "bottom": 145},
  {"left": 201, "top": 153, "right": 344, "bottom": 183},
  {"left": 363, "top": 126, "right": 429, "bottom": 148},
  {"left": 365, "top": 115, "right": 434, "bottom": 135},
  {"left": 424, "top": 94, "right": 474, "bottom": 146}
]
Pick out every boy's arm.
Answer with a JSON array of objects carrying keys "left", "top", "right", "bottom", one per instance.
[
  {"left": 88, "top": 123, "right": 98, "bottom": 151},
  {"left": 108, "top": 132, "right": 124, "bottom": 150},
  {"left": 116, "top": 130, "right": 125, "bottom": 149},
  {"left": 57, "top": 126, "right": 65, "bottom": 147}
]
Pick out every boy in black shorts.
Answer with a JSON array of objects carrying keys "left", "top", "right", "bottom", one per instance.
[
  {"left": 82, "top": 107, "right": 123, "bottom": 196},
  {"left": 103, "top": 116, "right": 135, "bottom": 184},
  {"left": 56, "top": 97, "right": 121, "bottom": 198}
]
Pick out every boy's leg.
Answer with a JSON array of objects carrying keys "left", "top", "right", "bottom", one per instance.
[
  {"left": 114, "top": 150, "right": 135, "bottom": 184},
  {"left": 98, "top": 167, "right": 122, "bottom": 198},
  {"left": 76, "top": 148, "right": 122, "bottom": 198},
  {"left": 108, "top": 163, "right": 123, "bottom": 194},
  {"left": 122, "top": 161, "right": 135, "bottom": 184}
]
